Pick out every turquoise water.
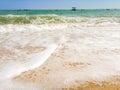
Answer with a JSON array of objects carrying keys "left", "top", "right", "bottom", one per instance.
[{"left": 1, "top": 9, "right": 120, "bottom": 17}]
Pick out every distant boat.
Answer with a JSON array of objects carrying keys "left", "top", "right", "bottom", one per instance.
[
  {"left": 23, "top": 9, "right": 29, "bottom": 11},
  {"left": 55, "top": 9, "right": 58, "bottom": 11},
  {"left": 17, "top": 9, "right": 29, "bottom": 11},
  {"left": 106, "top": 9, "right": 110, "bottom": 11},
  {"left": 72, "top": 7, "right": 76, "bottom": 11}
]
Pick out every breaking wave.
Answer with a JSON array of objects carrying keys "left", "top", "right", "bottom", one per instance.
[{"left": 0, "top": 15, "right": 120, "bottom": 26}]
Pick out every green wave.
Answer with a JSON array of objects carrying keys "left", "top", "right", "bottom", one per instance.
[
  {"left": 0, "top": 15, "right": 120, "bottom": 25},
  {"left": 0, "top": 15, "right": 63, "bottom": 24}
]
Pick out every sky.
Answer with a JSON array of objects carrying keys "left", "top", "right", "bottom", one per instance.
[{"left": 0, "top": 0, "right": 120, "bottom": 9}]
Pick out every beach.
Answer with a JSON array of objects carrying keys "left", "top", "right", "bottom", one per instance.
[{"left": 0, "top": 12, "right": 120, "bottom": 90}]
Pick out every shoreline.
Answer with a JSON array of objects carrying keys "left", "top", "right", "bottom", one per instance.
[{"left": 0, "top": 15, "right": 120, "bottom": 89}]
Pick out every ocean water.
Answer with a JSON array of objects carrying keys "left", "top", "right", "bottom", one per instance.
[
  {"left": 0, "top": 9, "right": 120, "bottom": 25},
  {"left": 0, "top": 9, "right": 120, "bottom": 90},
  {"left": 1, "top": 9, "right": 120, "bottom": 17}
]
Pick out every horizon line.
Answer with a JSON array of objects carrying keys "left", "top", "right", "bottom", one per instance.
[{"left": 0, "top": 8, "right": 120, "bottom": 10}]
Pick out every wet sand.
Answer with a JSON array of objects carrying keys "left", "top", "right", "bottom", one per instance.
[{"left": 0, "top": 23, "right": 120, "bottom": 90}]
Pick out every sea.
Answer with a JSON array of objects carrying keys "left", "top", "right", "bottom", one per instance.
[
  {"left": 0, "top": 9, "right": 120, "bottom": 17},
  {"left": 0, "top": 9, "right": 120, "bottom": 27},
  {"left": 0, "top": 9, "right": 120, "bottom": 90}
]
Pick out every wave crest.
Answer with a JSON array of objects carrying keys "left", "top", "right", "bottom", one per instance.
[{"left": 0, "top": 15, "right": 120, "bottom": 26}]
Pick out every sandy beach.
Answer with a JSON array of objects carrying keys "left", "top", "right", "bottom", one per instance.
[{"left": 0, "top": 16, "right": 120, "bottom": 90}]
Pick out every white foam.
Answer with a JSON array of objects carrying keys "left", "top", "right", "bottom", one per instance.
[
  {"left": 0, "top": 24, "right": 68, "bottom": 33},
  {"left": 0, "top": 18, "right": 120, "bottom": 89},
  {"left": 0, "top": 44, "right": 57, "bottom": 79}
]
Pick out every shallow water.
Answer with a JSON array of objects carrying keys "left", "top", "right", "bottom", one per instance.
[
  {"left": 0, "top": 23, "right": 120, "bottom": 89},
  {"left": 0, "top": 10, "right": 120, "bottom": 89}
]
